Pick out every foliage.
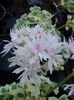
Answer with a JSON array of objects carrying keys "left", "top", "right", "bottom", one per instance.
[
  {"left": 61, "top": 0, "right": 74, "bottom": 13},
  {"left": 65, "top": 15, "right": 74, "bottom": 31},
  {"left": 0, "top": 78, "right": 69, "bottom": 100},
  {"left": 64, "top": 0, "right": 74, "bottom": 13},
  {"left": 15, "top": 6, "right": 60, "bottom": 35}
]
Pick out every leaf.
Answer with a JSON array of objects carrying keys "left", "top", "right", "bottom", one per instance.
[
  {"left": 15, "top": 6, "right": 60, "bottom": 35},
  {"left": 61, "top": 48, "right": 70, "bottom": 59},
  {"left": 54, "top": 87, "right": 59, "bottom": 95},
  {"left": 59, "top": 94, "right": 69, "bottom": 100},
  {"left": 66, "top": 22, "right": 74, "bottom": 28},
  {"left": 64, "top": 0, "right": 74, "bottom": 13},
  {"left": 25, "top": 81, "right": 40, "bottom": 97}
]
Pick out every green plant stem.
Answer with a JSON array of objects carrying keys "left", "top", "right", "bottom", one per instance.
[
  {"left": 57, "top": 24, "right": 66, "bottom": 30},
  {"left": 57, "top": 21, "right": 74, "bottom": 30},
  {"left": 64, "top": 3, "right": 74, "bottom": 6},
  {"left": 45, "top": 69, "right": 74, "bottom": 96}
]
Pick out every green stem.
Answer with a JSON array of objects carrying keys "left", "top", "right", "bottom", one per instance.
[
  {"left": 57, "top": 22, "right": 74, "bottom": 30},
  {"left": 57, "top": 24, "right": 66, "bottom": 30},
  {"left": 45, "top": 69, "right": 74, "bottom": 96},
  {"left": 64, "top": 3, "right": 74, "bottom": 6},
  {"left": 58, "top": 71, "right": 74, "bottom": 86}
]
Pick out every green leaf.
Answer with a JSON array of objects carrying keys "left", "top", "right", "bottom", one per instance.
[
  {"left": 61, "top": 48, "right": 70, "bottom": 59},
  {"left": 66, "top": 22, "right": 74, "bottom": 28},
  {"left": 64, "top": 0, "right": 74, "bottom": 13},
  {"left": 54, "top": 87, "right": 59, "bottom": 95},
  {"left": 59, "top": 94, "right": 69, "bottom": 100},
  {"left": 15, "top": 6, "right": 60, "bottom": 36},
  {"left": 25, "top": 81, "right": 40, "bottom": 97}
]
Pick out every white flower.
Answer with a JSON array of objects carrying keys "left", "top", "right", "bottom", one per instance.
[
  {"left": 64, "top": 38, "right": 74, "bottom": 59},
  {"left": 64, "top": 84, "right": 74, "bottom": 96},
  {"left": 2, "top": 25, "right": 66, "bottom": 82}
]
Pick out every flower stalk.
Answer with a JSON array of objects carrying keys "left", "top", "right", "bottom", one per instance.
[{"left": 45, "top": 69, "right": 74, "bottom": 96}]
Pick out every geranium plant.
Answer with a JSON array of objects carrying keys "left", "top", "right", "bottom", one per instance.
[{"left": 0, "top": 6, "right": 74, "bottom": 100}]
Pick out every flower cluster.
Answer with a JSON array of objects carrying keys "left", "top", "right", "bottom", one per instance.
[{"left": 2, "top": 25, "right": 67, "bottom": 82}]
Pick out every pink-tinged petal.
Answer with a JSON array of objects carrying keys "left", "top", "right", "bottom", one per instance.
[{"left": 34, "top": 43, "right": 43, "bottom": 52}]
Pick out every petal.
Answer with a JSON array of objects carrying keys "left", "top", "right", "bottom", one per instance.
[
  {"left": 13, "top": 68, "right": 24, "bottom": 74},
  {"left": 68, "top": 90, "right": 73, "bottom": 96},
  {"left": 48, "top": 59, "right": 53, "bottom": 74},
  {"left": 64, "top": 85, "right": 71, "bottom": 90}
]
